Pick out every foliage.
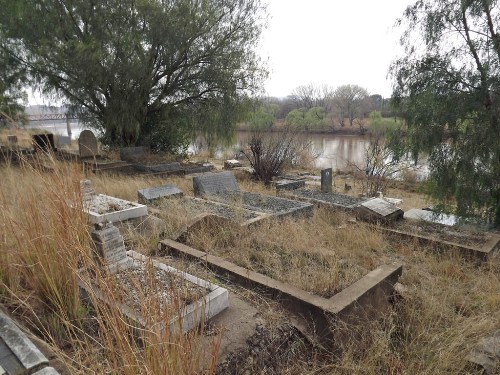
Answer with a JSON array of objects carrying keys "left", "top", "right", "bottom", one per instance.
[
  {"left": 0, "top": 0, "right": 267, "bottom": 148},
  {"left": 332, "top": 84, "right": 369, "bottom": 127},
  {"left": 391, "top": 0, "right": 500, "bottom": 224},
  {"left": 368, "top": 111, "right": 402, "bottom": 135},
  {"left": 285, "top": 106, "right": 331, "bottom": 131},
  {"left": 247, "top": 102, "right": 279, "bottom": 130}
]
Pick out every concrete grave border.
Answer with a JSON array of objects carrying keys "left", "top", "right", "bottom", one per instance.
[
  {"left": 84, "top": 194, "right": 148, "bottom": 224},
  {"left": 159, "top": 239, "right": 402, "bottom": 347},
  {"left": 278, "top": 189, "right": 366, "bottom": 212},
  {"left": 376, "top": 225, "right": 500, "bottom": 262},
  {"left": 77, "top": 251, "right": 229, "bottom": 335}
]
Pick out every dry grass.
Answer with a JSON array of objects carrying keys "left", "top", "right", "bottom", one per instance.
[{"left": 0, "top": 148, "right": 499, "bottom": 374}]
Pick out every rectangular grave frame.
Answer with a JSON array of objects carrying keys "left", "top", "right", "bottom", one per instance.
[
  {"left": 375, "top": 223, "right": 500, "bottom": 262},
  {"left": 77, "top": 250, "right": 229, "bottom": 335},
  {"left": 159, "top": 239, "right": 402, "bottom": 348},
  {"left": 278, "top": 189, "right": 366, "bottom": 212},
  {"left": 84, "top": 194, "right": 148, "bottom": 224}
]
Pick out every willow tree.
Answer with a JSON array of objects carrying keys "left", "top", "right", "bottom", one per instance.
[
  {"left": 0, "top": 0, "right": 266, "bottom": 149},
  {"left": 391, "top": 0, "right": 500, "bottom": 225}
]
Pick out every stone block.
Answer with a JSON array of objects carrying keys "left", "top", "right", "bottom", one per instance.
[
  {"left": 138, "top": 185, "right": 183, "bottom": 204},
  {"left": 224, "top": 159, "right": 242, "bottom": 169},
  {"left": 321, "top": 168, "right": 333, "bottom": 193},
  {"left": 78, "top": 130, "right": 98, "bottom": 158},
  {"left": 192, "top": 171, "right": 240, "bottom": 197},
  {"left": 275, "top": 179, "right": 306, "bottom": 191},
  {"left": 32, "top": 367, "right": 61, "bottom": 375},
  {"left": 404, "top": 208, "right": 457, "bottom": 226},
  {"left": 357, "top": 197, "right": 404, "bottom": 223},
  {"left": 84, "top": 194, "right": 148, "bottom": 224}
]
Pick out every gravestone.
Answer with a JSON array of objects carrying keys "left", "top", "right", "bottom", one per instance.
[
  {"left": 321, "top": 168, "right": 333, "bottom": 193},
  {"left": 7, "top": 135, "right": 17, "bottom": 144},
  {"left": 57, "top": 135, "right": 71, "bottom": 146},
  {"left": 275, "top": 179, "right": 306, "bottom": 191},
  {"left": 80, "top": 179, "right": 94, "bottom": 202},
  {"left": 224, "top": 159, "right": 242, "bottom": 169},
  {"left": 32, "top": 133, "right": 56, "bottom": 152},
  {"left": 138, "top": 184, "right": 183, "bottom": 204},
  {"left": 91, "top": 222, "right": 131, "bottom": 273},
  {"left": 192, "top": 171, "right": 240, "bottom": 197},
  {"left": 120, "top": 146, "right": 145, "bottom": 162},
  {"left": 78, "top": 130, "right": 98, "bottom": 158},
  {"left": 357, "top": 197, "right": 404, "bottom": 223}
]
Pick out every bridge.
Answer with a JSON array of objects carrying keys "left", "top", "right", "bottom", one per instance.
[{"left": 27, "top": 113, "right": 95, "bottom": 121}]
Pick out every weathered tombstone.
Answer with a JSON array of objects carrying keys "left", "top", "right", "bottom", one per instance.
[
  {"left": 32, "top": 133, "right": 56, "bottom": 152},
  {"left": 78, "top": 130, "right": 98, "bottom": 158},
  {"left": 275, "top": 179, "right": 306, "bottom": 191},
  {"left": 120, "top": 146, "right": 145, "bottom": 162},
  {"left": 7, "top": 135, "right": 17, "bottom": 144},
  {"left": 192, "top": 171, "right": 240, "bottom": 197},
  {"left": 80, "top": 179, "right": 94, "bottom": 202},
  {"left": 321, "top": 168, "right": 333, "bottom": 193},
  {"left": 224, "top": 159, "right": 242, "bottom": 169},
  {"left": 138, "top": 184, "right": 183, "bottom": 204},
  {"left": 357, "top": 197, "right": 404, "bottom": 223},
  {"left": 57, "top": 135, "right": 71, "bottom": 147},
  {"left": 91, "top": 222, "right": 131, "bottom": 273}
]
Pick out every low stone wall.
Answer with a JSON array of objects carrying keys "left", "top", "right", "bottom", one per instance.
[{"left": 159, "top": 239, "right": 403, "bottom": 348}]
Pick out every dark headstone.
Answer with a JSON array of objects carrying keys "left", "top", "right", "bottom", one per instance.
[
  {"left": 321, "top": 168, "right": 333, "bottom": 193},
  {"left": 138, "top": 184, "right": 183, "bottom": 204},
  {"left": 78, "top": 130, "right": 98, "bottom": 158},
  {"left": 120, "top": 146, "right": 145, "bottom": 162},
  {"left": 57, "top": 135, "right": 71, "bottom": 146},
  {"left": 192, "top": 171, "right": 239, "bottom": 197},
  {"left": 275, "top": 179, "right": 306, "bottom": 191},
  {"left": 32, "top": 133, "right": 56, "bottom": 152}
]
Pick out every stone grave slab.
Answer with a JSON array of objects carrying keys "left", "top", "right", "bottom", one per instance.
[
  {"left": 275, "top": 179, "right": 306, "bottom": 191},
  {"left": 120, "top": 146, "right": 145, "bottom": 162},
  {"left": 467, "top": 330, "right": 500, "bottom": 374},
  {"left": 78, "top": 130, "right": 98, "bottom": 158},
  {"left": 77, "top": 251, "right": 229, "bottom": 335},
  {"left": 83, "top": 194, "right": 148, "bottom": 224},
  {"left": 91, "top": 222, "right": 132, "bottom": 273},
  {"left": 279, "top": 189, "right": 367, "bottom": 211},
  {"left": 193, "top": 171, "right": 240, "bottom": 197},
  {"left": 136, "top": 162, "right": 182, "bottom": 173},
  {"left": 32, "top": 134, "right": 56, "bottom": 152},
  {"left": 404, "top": 208, "right": 457, "bottom": 226},
  {"left": 223, "top": 159, "right": 242, "bottom": 169},
  {"left": 321, "top": 168, "right": 333, "bottom": 193},
  {"left": 138, "top": 184, "right": 183, "bottom": 204},
  {"left": 357, "top": 197, "right": 404, "bottom": 223}
]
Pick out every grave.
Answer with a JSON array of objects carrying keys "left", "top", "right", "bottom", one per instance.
[
  {"left": 57, "top": 135, "right": 71, "bottom": 147},
  {"left": 91, "top": 222, "right": 133, "bottom": 273},
  {"left": 78, "top": 130, "right": 98, "bottom": 158},
  {"left": 136, "top": 162, "right": 182, "bottom": 173},
  {"left": 279, "top": 188, "right": 367, "bottom": 211},
  {"left": 193, "top": 171, "right": 240, "bottom": 198},
  {"left": 81, "top": 180, "right": 147, "bottom": 224},
  {"left": 7, "top": 135, "right": 17, "bottom": 144},
  {"left": 138, "top": 184, "right": 183, "bottom": 204},
  {"left": 357, "top": 197, "right": 404, "bottom": 223},
  {"left": 321, "top": 168, "right": 333, "bottom": 193},
  {"left": 32, "top": 133, "right": 56, "bottom": 152},
  {"left": 275, "top": 179, "right": 306, "bottom": 191},
  {"left": 467, "top": 330, "right": 500, "bottom": 374},
  {"left": 404, "top": 208, "right": 457, "bottom": 226},
  {"left": 120, "top": 146, "right": 145, "bottom": 162},
  {"left": 224, "top": 159, "right": 242, "bottom": 169}
]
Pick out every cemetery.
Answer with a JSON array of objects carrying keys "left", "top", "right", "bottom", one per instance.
[{"left": 0, "top": 135, "right": 499, "bottom": 374}]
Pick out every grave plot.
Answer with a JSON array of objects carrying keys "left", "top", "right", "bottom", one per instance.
[
  {"left": 381, "top": 218, "right": 500, "bottom": 261},
  {"left": 278, "top": 188, "right": 367, "bottom": 211},
  {"left": 193, "top": 171, "right": 313, "bottom": 219},
  {"left": 81, "top": 179, "right": 147, "bottom": 224},
  {"left": 79, "top": 223, "right": 228, "bottom": 335},
  {"left": 160, "top": 239, "right": 402, "bottom": 347}
]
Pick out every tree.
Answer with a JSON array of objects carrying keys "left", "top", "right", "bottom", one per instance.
[
  {"left": 391, "top": 0, "right": 500, "bottom": 225},
  {"left": 332, "top": 84, "right": 369, "bottom": 127},
  {"left": 0, "top": 0, "right": 266, "bottom": 148}
]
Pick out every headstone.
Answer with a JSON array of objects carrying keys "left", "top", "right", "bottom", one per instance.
[
  {"left": 32, "top": 134, "right": 56, "bottom": 152},
  {"left": 7, "top": 135, "right": 17, "bottom": 144},
  {"left": 467, "top": 330, "right": 500, "bottom": 374},
  {"left": 78, "top": 130, "right": 98, "bottom": 158},
  {"left": 192, "top": 171, "right": 240, "bottom": 197},
  {"left": 224, "top": 159, "right": 242, "bottom": 169},
  {"left": 275, "top": 179, "right": 306, "bottom": 191},
  {"left": 404, "top": 208, "right": 457, "bottom": 226},
  {"left": 91, "top": 222, "right": 131, "bottom": 272},
  {"left": 80, "top": 179, "right": 94, "bottom": 202},
  {"left": 321, "top": 168, "right": 333, "bottom": 193},
  {"left": 357, "top": 197, "right": 404, "bottom": 222},
  {"left": 57, "top": 135, "right": 71, "bottom": 146},
  {"left": 138, "top": 184, "right": 183, "bottom": 204},
  {"left": 120, "top": 146, "right": 145, "bottom": 162}
]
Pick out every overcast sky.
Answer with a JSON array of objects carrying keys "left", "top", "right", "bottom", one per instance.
[{"left": 260, "top": 0, "right": 415, "bottom": 98}]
